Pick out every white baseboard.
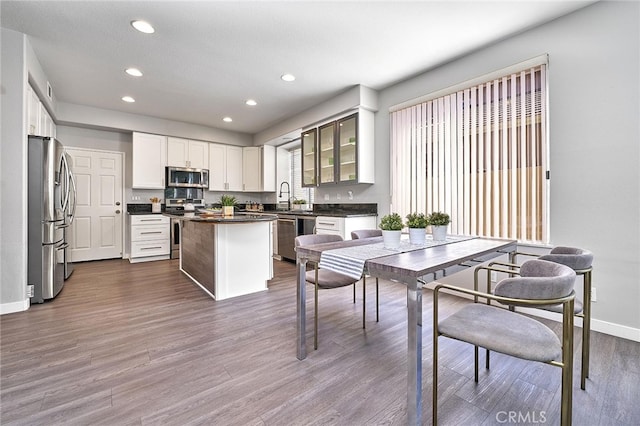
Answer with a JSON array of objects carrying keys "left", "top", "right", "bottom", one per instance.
[{"left": 0, "top": 299, "right": 30, "bottom": 315}]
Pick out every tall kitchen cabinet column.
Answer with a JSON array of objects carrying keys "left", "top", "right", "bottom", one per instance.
[
  {"left": 243, "top": 146, "right": 276, "bottom": 192},
  {"left": 167, "top": 137, "right": 209, "bottom": 169},
  {"left": 132, "top": 132, "right": 167, "bottom": 189},
  {"left": 208, "top": 144, "right": 243, "bottom": 191}
]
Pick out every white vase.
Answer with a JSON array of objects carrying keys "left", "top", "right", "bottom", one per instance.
[
  {"left": 408, "top": 228, "right": 426, "bottom": 245},
  {"left": 223, "top": 205, "right": 234, "bottom": 216},
  {"left": 382, "top": 230, "right": 402, "bottom": 249},
  {"left": 431, "top": 225, "right": 447, "bottom": 241}
]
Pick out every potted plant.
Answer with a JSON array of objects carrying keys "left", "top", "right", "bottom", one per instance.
[
  {"left": 427, "top": 211, "right": 450, "bottom": 241},
  {"left": 406, "top": 212, "right": 427, "bottom": 244},
  {"left": 379, "top": 213, "right": 404, "bottom": 249},
  {"left": 292, "top": 198, "right": 311, "bottom": 211},
  {"left": 220, "top": 194, "right": 237, "bottom": 216}
]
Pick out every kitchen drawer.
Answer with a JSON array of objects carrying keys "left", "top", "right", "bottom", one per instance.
[
  {"left": 131, "top": 215, "right": 169, "bottom": 226},
  {"left": 131, "top": 224, "right": 170, "bottom": 242},
  {"left": 315, "top": 216, "right": 344, "bottom": 233},
  {"left": 131, "top": 239, "right": 170, "bottom": 257}
]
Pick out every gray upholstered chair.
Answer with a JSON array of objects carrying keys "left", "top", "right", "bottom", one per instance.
[
  {"left": 295, "top": 234, "right": 374, "bottom": 350},
  {"left": 483, "top": 246, "right": 593, "bottom": 389},
  {"left": 350, "top": 229, "right": 382, "bottom": 322},
  {"left": 433, "top": 259, "right": 576, "bottom": 426},
  {"left": 350, "top": 229, "right": 382, "bottom": 239}
]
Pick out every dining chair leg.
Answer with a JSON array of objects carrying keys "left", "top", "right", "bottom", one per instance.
[
  {"left": 376, "top": 277, "right": 379, "bottom": 322},
  {"left": 561, "top": 298, "right": 575, "bottom": 425},
  {"left": 362, "top": 275, "right": 366, "bottom": 329},
  {"left": 353, "top": 283, "right": 356, "bottom": 304},
  {"left": 581, "top": 269, "right": 592, "bottom": 390},
  {"left": 474, "top": 346, "right": 480, "bottom": 382}
]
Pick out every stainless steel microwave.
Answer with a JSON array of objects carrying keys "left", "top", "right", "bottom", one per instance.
[{"left": 165, "top": 166, "right": 209, "bottom": 188}]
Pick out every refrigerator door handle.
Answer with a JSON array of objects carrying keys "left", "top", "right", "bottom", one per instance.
[
  {"left": 59, "top": 154, "right": 70, "bottom": 211},
  {"left": 68, "top": 166, "right": 77, "bottom": 224}
]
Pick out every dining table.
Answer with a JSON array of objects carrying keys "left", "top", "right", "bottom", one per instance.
[{"left": 295, "top": 234, "right": 517, "bottom": 425}]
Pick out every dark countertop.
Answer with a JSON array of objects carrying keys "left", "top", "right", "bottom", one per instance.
[
  {"left": 170, "top": 213, "right": 277, "bottom": 223},
  {"left": 127, "top": 203, "right": 377, "bottom": 218}
]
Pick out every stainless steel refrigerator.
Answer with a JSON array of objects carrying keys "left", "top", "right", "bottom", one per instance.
[{"left": 28, "top": 136, "right": 76, "bottom": 303}]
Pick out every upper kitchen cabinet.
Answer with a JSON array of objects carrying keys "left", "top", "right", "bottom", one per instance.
[
  {"left": 242, "top": 146, "right": 276, "bottom": 192},
  {"left": 27, "top": 84, "right": 55, "bottom": 138},
  {"left": 167, "top": 137, "right": 209, "bottom": 169},
  {"left": 303, "top": 109, "right": 375, "bottom": 185},
  {"left": 132, "top": 132, "right": 167, "bottom": 189},
  {"left": 208, "top": 144, "right": 243, "bottom": 191},
  {"left": 301, "top": 128, "right": 317, "bottom": 187}
]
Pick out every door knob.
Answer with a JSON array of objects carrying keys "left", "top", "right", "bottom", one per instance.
[
  {"left": 116, "top": 210, "right": 121, "bottom": 214},
  {"left": 116, "top": 201, "right": 121, "bottom": 206}
]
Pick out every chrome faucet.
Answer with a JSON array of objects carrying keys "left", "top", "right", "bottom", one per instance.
[{"left": 278, "top": 181, "right": 291, "bottom": 211}]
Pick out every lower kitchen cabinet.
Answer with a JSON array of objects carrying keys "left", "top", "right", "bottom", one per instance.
[{"left": 129, "top": 214, "right": 170, "bottom": 263}]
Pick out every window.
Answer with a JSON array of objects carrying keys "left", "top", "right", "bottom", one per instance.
[
  {"left": 290, "top": 148, "right": 315, "bottom": 203},
  {"left": 390, "top": 61, "right": 548, "bottom": 244}
]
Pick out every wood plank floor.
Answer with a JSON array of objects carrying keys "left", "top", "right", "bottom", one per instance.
[{"left": 1, "top": 259, "right": 639, "bottom": 425}]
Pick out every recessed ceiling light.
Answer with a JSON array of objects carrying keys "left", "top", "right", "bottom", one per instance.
[
  {"left": 223, "top": 117, "right": 233, "bottom": 123},
  {"left": 131, "top": 20, "right": 155, "bottom": 34},
  {"left": 122, "top": 96, "right": 136, "bottom": 103},
  {"left": 281, "top": 73, "right": 296, "bottom": 82},
  {"left": 125, "top": 68, "right": 143, "bottom": 77},
  {"left": 245, "top": 99, "right": 257, "bottom": 106}
]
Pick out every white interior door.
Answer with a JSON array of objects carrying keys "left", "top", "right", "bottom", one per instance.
[{"left": 66, "top": 148, "right": 123, "bottom": 262}]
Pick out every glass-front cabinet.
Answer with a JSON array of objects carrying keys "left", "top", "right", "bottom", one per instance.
[
  {"left": 301, "top": 129, "right": 317, "bottom": 187},
  {"left": 319, "top": 122, "right": 336, "bottom": 184},
  {"left": 301, "top": 109, "right": 374, "bottom": 186},
  {"left": 337, "top": 114, "right": 357, "bottom": 183}
]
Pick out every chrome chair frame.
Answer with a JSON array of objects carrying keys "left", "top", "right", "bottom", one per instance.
[
  {"left": 296, "top": 234, "right": 379, "bottom": 350},
  {"left": 474, "top": 249, "right": 593, "bottom": 390},
  {"left": 433, "top": 283, "right": 575, "bottom": 425}
]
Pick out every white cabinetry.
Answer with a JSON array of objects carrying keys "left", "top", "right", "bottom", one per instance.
[
  {"left": 315, "top": 215, "right": 377, "bottom": 240},
  {"left": 132, "top": 132, "right": 167, "bottom": 189},
  {"left": 208, "top": 144, "right": 243, "bottom": 191},
  {"left": 167, "top": 137, "right": 209, "bottom": 169},
  {"left": 26, "top": 84, "right": 55, "bottom": 137},
  {"left": 242, "top": 145, "right": 275, "bottom": 192},
  {"left": 129, "top": 215, "right": 170, "bottom": 263}
]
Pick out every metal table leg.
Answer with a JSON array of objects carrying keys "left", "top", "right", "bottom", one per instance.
[{"left": 407, "top": 277, "right": 423, "bottom": 425}]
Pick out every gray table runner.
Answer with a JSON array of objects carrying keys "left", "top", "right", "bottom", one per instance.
[{"left": 318, "top": 235, "right": 476, "bottom": 279}]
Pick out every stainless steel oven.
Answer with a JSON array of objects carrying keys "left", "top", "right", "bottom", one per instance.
[{"left": 170, "top": 217, "right": 181, "bottom": 259}]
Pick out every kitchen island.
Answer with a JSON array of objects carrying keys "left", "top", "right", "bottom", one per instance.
[{"left": 179, "top": 214, "right": 277, "bottom": 300}]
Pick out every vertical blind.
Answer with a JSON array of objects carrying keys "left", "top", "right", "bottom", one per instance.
[{"left": 390, "top": 64, "right": 548, "bottom": 243}]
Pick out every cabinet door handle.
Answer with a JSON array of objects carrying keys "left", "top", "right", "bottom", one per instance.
[
  {"left": 141, "top": 231, "right": 162, "bottom": 235},
  {"left": 141, "top": 219, "right": 163, "bottom": 222},
  {"left": 318, "top": 222, "right": 335, "bottom": 226},
  {"left": 140, "top": 246, "right": 162, "bottom": 250}
]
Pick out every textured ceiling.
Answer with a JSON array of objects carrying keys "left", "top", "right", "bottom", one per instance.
[{"left": 2, "top": 1, "right": 595, "bottom": 137}]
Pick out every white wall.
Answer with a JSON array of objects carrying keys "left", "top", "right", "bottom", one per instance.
[
  {"left": 0, "top": 29, "right": 29, "bottom": 312},
  {"left": 374, "top": 1, "right": 639, "bottom": 336}
]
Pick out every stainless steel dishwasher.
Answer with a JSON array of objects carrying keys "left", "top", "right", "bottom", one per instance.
[{"left": 277, "top": 217, "right": 297, "bottom": 261}]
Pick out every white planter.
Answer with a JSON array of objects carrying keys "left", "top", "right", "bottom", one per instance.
[
  {"left": 431, "top": 225, "right": 447, "bottom": 241},
  {"left": 382, "top": 230, "right": 402, "bottom": 249},
  {"left": 408, "top": 228, "right": 426, "bottom": 245},
  {"left": 223, "top": 206, "right": 234, "bottom": 216}
]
